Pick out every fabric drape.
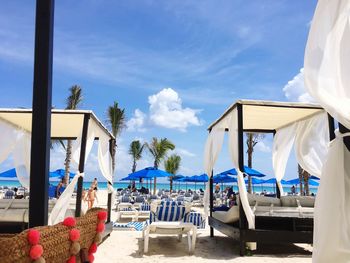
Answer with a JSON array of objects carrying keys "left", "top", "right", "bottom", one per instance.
[
  {"left": 97, "top": 134, "right": 113, "bottom": 184},
  {"left": 49, "top": 121, "right": 96, "bottom": 225},
  {"left": 227, "top": 108, "right": 255, "bottom": 229},
  {"left": 203, "top": 121, "right": 226, "bottom": 218},
  {"left": 0, "top": 120, "right": 19, "bottom": 164},
  {"left": 12, "top": 132, "right": 31, "bottom": 188},
  {"left": 304, "top": 0, "right": 350, "bottom": 261}
]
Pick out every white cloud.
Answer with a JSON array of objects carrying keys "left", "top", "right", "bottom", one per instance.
[
  {"left": 175, "top": 148, "right": 196, "bottom": 157},
  {"left": 126, "top": 109, "right": 147, "bottom": 132},
  {"left": 283, "top": 68, "right": 315, "bottom": 103},
  {"left": 148, "top": 88, "right": 201, "bottom": 131},
  {"left": 255, "top": 141, "right": 271, "bottom": 153}
]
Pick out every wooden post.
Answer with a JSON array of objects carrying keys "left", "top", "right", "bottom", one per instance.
[
  {"left": 209, "top": 171, "right": 214, "bottom": 237},
  {"left": 237, "top": 103, "right": 247, "bottom": 256},
  {"left": 75, "top": 114, "right": 90, "bottom": 217},
  {"left": 29, "top": 0, "right": 55, "bottom": 228},
  {"left": 107, "top": 138, "right": 115, "bottom": 223},
  {"left": 328, "top": 114, "right": 336, "bottom": 141}
]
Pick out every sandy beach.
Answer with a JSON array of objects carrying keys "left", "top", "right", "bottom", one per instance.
[{"left": 94, "top": 190, "right": 312, "bottom": 262}]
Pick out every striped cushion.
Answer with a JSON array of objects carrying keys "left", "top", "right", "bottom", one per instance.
[
  {"left": 156, "top": 205, "right": 186, "bottom": 222},
  {"left": 149, "top": 212, "right": 156, "bottom": 224},
  {"left": 121, "top": 196, "right": 131, "bottom": 203},
  {"left": 120, "top": 207, "right": 133, "bottom": 211},
  {"left": 160, "top": 201, "right": 184, "bottom": 206},
  {"left": 184, "top": 212, "right": 205, "bottom": 229},
  {"left": 141, "top": 203, "right": 151, "bottom": 211}
]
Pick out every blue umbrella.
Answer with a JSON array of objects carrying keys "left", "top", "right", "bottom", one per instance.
[
  {"left": 121, "top": 174, "right": 140, "bottom": 181},
  {"left": 310, "top": 175, "right": 320, "bottom": 180},
  {"left": 128, "top": 167, "right": 173, "bottom": 179},
  {"left": 220, "top": 166, "right": 266, "bottom": 177},
  {"left": 188, "top": 174, "right": 208, "bottom": 183},
  {"left": 284, "top": 178, "right": 319, "bottom": 186},
  {"left": 0, "top": 168, "right": 17, "bottom": 178},
  {"left": 49, "top": 169, "right": 75, "bottom": 179},
  {"left": 213, "top": 174, "right": 237, "bottom": 183}
]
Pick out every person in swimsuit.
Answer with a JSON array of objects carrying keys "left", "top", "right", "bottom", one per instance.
[{"left": 85, "top": 186, "right": 98, "bottom": 209}]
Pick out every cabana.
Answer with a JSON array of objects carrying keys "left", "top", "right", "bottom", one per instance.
[
  {"left": 0, "top": 109, "right": 115, "bottom": 233},
  {"left": 204, "top": 100, "right": 332, "bottom": 255}
]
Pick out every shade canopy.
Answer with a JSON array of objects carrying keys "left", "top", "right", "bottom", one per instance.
[
  {"left": 0, "top": 168, "right": 75, "bottom": 179},
  {"left": 0, "top": 109, "right": 113, "bottom": 139},
  {"left": 285, "top": 178, "right": 319, "bottom": 186},
  {"left": 208, "top": 100, "right": 323, "bottom": 132},
  {"left": 127, "top": 167, "right": 173, "bottom": 179},
  {"left": 220, "top": 166, "right": 266, "bottom": 178},
  {"left": 213, "top": 174, "right": 237, "bottom": 183}
]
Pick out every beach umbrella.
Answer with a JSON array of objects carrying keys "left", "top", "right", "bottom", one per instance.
[
  {"left": 310, "top": 175, "right": 320, "bottom": 180},
  {"left": 213, "top": 174, "right": 237, "bottom": 183},
  {"left": 128, "top": 167, "right": 173, "bottom": 179},
  {"left": 220, "top": 166, "right": 266, "bottom": 177},
  {"left": 49, "top": 169, "right": 75, "bottom": 179},
  {"left": 285, "top": 178, "right": 319, "bottom": 187},
  {"left": 0, "top": 168, "right": 17, "bottom": 178}
]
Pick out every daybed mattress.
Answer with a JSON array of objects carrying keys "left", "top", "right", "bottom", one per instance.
[{"left": 212, "top": 206, "right": 239, "bottom": 223}]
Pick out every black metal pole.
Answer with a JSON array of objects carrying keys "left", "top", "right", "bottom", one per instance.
[
  {"left": 327, "top": 114, "right": 336, "bottom": 141},
  {"left": 29, "top": 0, "right": 55, "bottom": 228},
  {"left": 75, "top": 114, "right": 90, "bottom": 217},
  {"left": 339, "top": 123, "right": 350, "bottom": 151},
  {"left": 107, "top": 138, "right": 115, "bottom": 223},
  {"left": 209, "top": 171, "right": 214, "bottom": 237}
]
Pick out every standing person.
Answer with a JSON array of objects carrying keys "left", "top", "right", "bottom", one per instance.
[
  {"left": 85, "top": 186, "right": 98, "bottom": 209},
  {"left": 91, "top": 178, "right": 98, "bottom": 189},
  {"left": 55, "top": 178, "right": 65, "bottom": 198}
]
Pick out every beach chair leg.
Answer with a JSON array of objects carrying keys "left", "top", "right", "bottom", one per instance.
[
  {"left": 177, "top": 234, "right": 182, "bottom": 241},
  {"left": 210, "top": 226, "right": 214, "bottom": 237},
  {"left": 191, "top": 227, "right": 197, "bottom": 252},
  {"left": 144, "top": 227, "right": 150, "bottom": 253},
  {"left": 187, "top": 233, "right": 192, "bottom": 253}
]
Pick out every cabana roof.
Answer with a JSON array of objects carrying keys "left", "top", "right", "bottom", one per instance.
[
  {"left": 208, "top": 100, "right": 324, "bottom": 132},
  {"left": 0, "top": 109, "right": 114, "bottom": 139}
]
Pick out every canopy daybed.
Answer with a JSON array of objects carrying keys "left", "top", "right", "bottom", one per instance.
[
  {"left": 0, "top": 109, "right": 115, "bottom": 234},
  {"left": 204, "top": 100, "right": 332, "bottom": 255}
]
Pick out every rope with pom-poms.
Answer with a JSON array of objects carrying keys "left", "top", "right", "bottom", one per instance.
[
  {"left": 87, "top": 211, "right": 107, "bottom": 263},
  {"left": 27, "top": 229, "right": 45, "bottom": 263},
  {"left": 63, "top": 217, "right": 81, "bottom": 263}
]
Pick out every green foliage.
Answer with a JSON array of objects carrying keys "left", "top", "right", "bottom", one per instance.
[
  {"left": 146, "top": 137, "right": 175, "bottom": 168},
  {"left": 129, "top": 140, "right": 145, "bottom": 172},
  {"left": 66, "top": 85, "right": 83, "bottom": 110},
  {"left": 107, "top": 101, "right": 126, "bottom": 138},
  {"left": 164, "top": 154, "right": 181, "bottom": 175}
]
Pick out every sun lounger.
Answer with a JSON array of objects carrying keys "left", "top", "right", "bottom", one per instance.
[{"left": 142, "top": 201, "right": 196, "bottom": 253}]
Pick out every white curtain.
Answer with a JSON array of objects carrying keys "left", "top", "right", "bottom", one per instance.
[
  {"left": 13, "top": 132, "right": 31, "bottom": 188},
  {"left": 0, "top": 119, "right": 19, "bottom": 163},
  {"left": 203, "top": 119, "right": 227, "bottom": 217},
  {"left": 272, "top": 123, "right": 297, "bottom": 195},
  {"left": 49, "top": 121, "right": 96, "bottom": 225},
  {"left": 294, "top": 113, "right": 329, "bottom": 178},
  {"left": 97, "top": 134, "right": 113, "bottom": 184},
  {"left": 227, "top": 108, "right": 255, "bottom": 229},
  {"left": 304, "top": 0, "right": 350, "bottom": 261}
]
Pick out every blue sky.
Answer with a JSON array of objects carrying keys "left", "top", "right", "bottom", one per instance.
[{"left": 0, "top": 0, "right": 317, "bottom": 182}]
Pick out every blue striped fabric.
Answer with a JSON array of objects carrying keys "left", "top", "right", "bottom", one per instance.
[
  {"left": 160, "top": 201, "right": 184, "bottom": 206},
  {"left": 156, "top": 204, "right": 185, "bottom": 221},
  {"left": 120, "top": 207, "right": 133, "bottom": 211},
  {"left": 140, "top": 203, "right": 151, "bottom": 211},
  {"left": 121, "top": 196, "right": 131, "bottom": 203},
  {"left": 149, "top": 212, "right": 156, "bottom": 223},
  {"left": 184, "top": 212, "right": 205, "bottom": 229}
]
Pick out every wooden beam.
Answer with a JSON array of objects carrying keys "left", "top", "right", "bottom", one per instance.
[
  {"left": 75, "top": 113, "right": 90, "bottom": 217},
  {"left": 29, "top": 0, "right": 55, "bottom": 228},
  {"left": 209, "top": 173, "right": 214, "bottom": 237},
  {"left": 107, "top": 138, "right": 115, "bottom": 223}
]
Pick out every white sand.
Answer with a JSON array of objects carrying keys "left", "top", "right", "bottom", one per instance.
[{"left": 95, "top": 190, "right": 312, "bottom": 262}]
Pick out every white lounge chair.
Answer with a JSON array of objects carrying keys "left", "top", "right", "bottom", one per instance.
[{"left": 143, "top": 201, "right": 196, "bottom": 253}]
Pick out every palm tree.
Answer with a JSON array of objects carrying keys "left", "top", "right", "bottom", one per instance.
[
  {"left": 64, "top": 85, "right": 83, "bottom": 184},
  {"left": 106, "top": 101, "right": 126, "bottom": 172},
  {"left": 129, "top": 140, "right": 145, "bottom": 173},
  {"left": 164, "top": 154, "right": 181, "bottom": 191},
  {"left": 146, "top": 137, "right": 175, "bottom": 194},
  {"left": 246, "top": 133, "right": 264, "bottom": 193},
  {"left": 297, "top": 164, "right": 304, "bottom": 195}
]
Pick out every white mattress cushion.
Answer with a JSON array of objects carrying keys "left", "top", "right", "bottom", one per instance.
[{"left": 212, "top": 206, "right": 239, "bottom": 223}]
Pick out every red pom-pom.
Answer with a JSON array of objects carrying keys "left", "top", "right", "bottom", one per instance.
[
  {"left": 29, "top": 244, "right": 43, "bottom": 260},
  {"left": 96, "top": 222, "right": 105, "bottom": 233},
  {"left": 89, "top": 243, "right": 97, "bottom": 254},
  {"left": 88, "top": 253, "right": 94, "bottom": 262},
  {"left": 28, "top": 229, "right": 40, "bottom": 245},
  {"left": 63, "top": 217, "right": 76, "bottom": 227},
  {"left": 67, "top": 255, "right": 76, "bottom": 263},
  {"left": 69, "top": 229, "right": 80, "bottom": 242},
  {"left": 97, "top": 211, "right": 107, "bottom": 221}
]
